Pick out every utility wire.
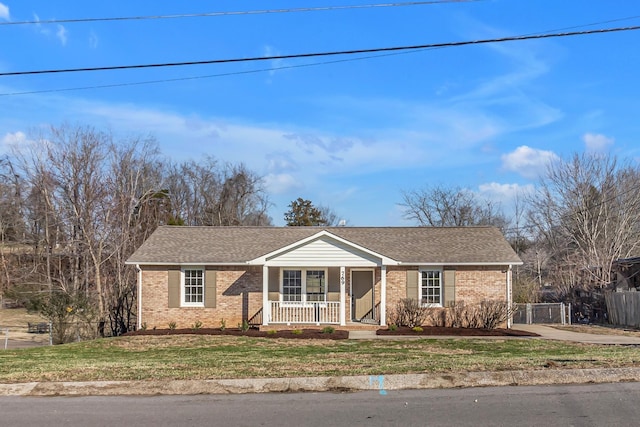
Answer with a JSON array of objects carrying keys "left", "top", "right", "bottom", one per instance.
[
  {"left": 2, "top": 25, "right": 639, "bottom": 78},
  {"left": 0, "top": 48, "right": 441, "bottom": 97},
  {"left": 0, "top": 0, "right": 482, "bottom": 26},
  {"left": 3, "top": 15, "right": 638, "bottom": 97}
]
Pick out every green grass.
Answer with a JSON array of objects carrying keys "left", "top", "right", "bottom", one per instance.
[{"left": 1, "top": 335, "right": 640, "bottom": 383}]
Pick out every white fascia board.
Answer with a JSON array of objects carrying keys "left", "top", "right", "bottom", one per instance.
[
  {"left": 247, "top": 229, "right": 400, "bottom": 266},
  {"left": 126, "top": 261, "right": 250, "bottom": 266},
  {"left": 402, "top": 261, "right": 524, "bottom": 266}
]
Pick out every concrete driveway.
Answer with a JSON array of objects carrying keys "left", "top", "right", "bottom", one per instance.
[
  {"left": 350, "top": 325, "right": 640, "bottom": 345},
  {"left": 513, "top": 324, "right": 640, "bottom": 345}
]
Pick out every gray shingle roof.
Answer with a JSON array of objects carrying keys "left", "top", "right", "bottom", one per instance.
[{"left": 127, "top": 226, "right": 522, "bottom": 265}]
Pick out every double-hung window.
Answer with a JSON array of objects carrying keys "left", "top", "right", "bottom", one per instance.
[
  {"left": 420, "top": 269, "right": 442, "bottom": 306},
  {"left": 282, "top": 270, "right": 302, "bottom": 302},
  {"left": 282, "top": 269, "right": 326, "bottom": 303},
  {"left": 182, "top": 268, "right": 204, "bottom": 307}
]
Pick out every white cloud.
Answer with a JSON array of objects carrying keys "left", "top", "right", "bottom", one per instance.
[
  {"left": 31, "top": 14, "right": 69, "bottom": 45},
  {"left": 583, "top": 133, "right": 614, "bottom": 153},
  {"left": 0, "top": 3, "right": 9, "bottom": 21},
  {"left": 501, "top": 145, "right": 559, "bottom": 179},
  {"left": 263, "top": 45, "right": 285, "bottom": 79},
  {"left": 33, "top": 14, "right": 49, "bottom": 36},
  {"left": 264, "top": 173, "right": 303, "bottom": 195},
  {"left": 1, "top": 131, "right": 27, "bottom": 153},
  {"left": 478, "top": 182, "right": 534, "bottom": 201},
  {"left": 89, "top": 31, "right": 99, "bottom": 49},
  {"left": 56, "top": 25, "right": 68, "bottom": 46}
]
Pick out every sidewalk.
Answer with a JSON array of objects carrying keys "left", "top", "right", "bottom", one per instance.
[
  {"left": 350, "top": 325, "right": 640, "bottom": 345},
  {"left": 512, "top": 324, "right": 640, "bottom": 345}
]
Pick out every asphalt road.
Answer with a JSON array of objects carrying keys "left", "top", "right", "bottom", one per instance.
[{"left": 2, "top": 382, "right": 640, "bottom": 426}]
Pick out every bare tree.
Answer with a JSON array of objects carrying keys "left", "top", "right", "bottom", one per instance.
[
  {"left": 401, "top": 184, "right": 508, "bottom": 229},
  {"left": 3, "top": 123, "right": 272, "bottom": 339},
  {"left": 164, "top": 159, "right": 271, "bottom": 227},
  {"left": 528, "top": 153, "right": 640, "bottom": 293}
]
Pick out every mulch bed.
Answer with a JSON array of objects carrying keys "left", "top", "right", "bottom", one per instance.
[
  {"left": 122, "top": 326, "right": 538, "bottom": 339},
  {"left": 123, "top": 328, "right": 350, "bottom": 340},
  {"left": 376, "top": 326, "right": 539, "bottom": 337}
]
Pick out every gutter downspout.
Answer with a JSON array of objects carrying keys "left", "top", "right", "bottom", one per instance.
[
  {"left": 507, "top": 264, "right": 513, "bottom": 329},
  {"left": 136, "top": 264, "right": 142, "bottom": 330}
]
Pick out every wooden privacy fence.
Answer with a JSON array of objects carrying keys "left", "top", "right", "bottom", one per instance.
[{"left": 605, "top": 291, "right": 640, "bottom": 328}]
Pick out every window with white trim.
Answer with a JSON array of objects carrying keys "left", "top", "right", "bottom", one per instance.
[
  {"left": 182, "top": 268, "right": 204, "bottom": 306},
  {"left": 420, "top": 269, "right": 442, "bottom": 306},
  {"left": 282, "top": 269, "right": 302, "bottom": 302},
  {"left": 305, "top": 270, "right": 326, "bottom": 302},
  {"left": 281, "top": 269, "right": 327, "bottom": 303}
]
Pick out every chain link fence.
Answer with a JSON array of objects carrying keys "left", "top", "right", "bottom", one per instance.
[{"left": 513, "top": 303, "right": 572, "bottom": 325}]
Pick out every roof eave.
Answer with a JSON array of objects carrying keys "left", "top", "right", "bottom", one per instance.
[
  {"left": 400, "top": 261, "right": 523, "bottom": 266},
  {"left": 125, "top": 261, "right": 250, "bottom": 266}
]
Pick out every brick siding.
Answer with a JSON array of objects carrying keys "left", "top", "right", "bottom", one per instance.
[
  {"left": 140, "top": 265, "right": 262, "bottom": 329},
  {"left": 140, "top": 264, "right": 509, "bottom": 328}
]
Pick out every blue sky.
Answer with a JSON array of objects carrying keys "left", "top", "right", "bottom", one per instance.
[{"left": 1, "top": 1, "right": 639, "bottom": 226}]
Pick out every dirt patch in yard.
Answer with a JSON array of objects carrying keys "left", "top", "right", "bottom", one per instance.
[
  {"left": 377, "top": 326, "right": 539, "bottom": 337},
  {"left": 0, "top": 307, "right": 50, "bottom": 347}
]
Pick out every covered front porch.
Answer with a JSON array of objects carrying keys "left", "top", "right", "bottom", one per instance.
[
  {"left": 260, "top": 266, "right": 386, "bottom": 326},
  {"left": 249, "top": 230, "right": 397, "bottom": 327}
]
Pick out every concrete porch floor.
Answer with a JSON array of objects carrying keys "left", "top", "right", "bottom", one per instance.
[{"left": 258, "top": 322, "right": 380, "bottom": 332}]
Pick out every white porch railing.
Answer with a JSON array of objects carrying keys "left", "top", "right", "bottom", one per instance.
[{"left": 269, "top": 301, "right": 340, "bottom": 324}]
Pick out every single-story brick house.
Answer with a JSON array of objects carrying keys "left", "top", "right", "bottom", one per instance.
[{"left": 126, "top": 226, "right": 522, "bottom": 329}]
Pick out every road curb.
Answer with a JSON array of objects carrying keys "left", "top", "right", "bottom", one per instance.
[{"left": 2, "top": 367, "right": 640, "bottom": 396}]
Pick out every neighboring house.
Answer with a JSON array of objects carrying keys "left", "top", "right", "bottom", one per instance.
[
  {"left": 612, "top": 257, "right": 640, "bottom": 291},
  {"left": 126, "top": 226, "right": 522, "bottom": 329}
]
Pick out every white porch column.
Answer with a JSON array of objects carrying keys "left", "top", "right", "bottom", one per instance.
[
  {"left": 262, "top": 265, "right": 270, "bottom": 326},
  {"left": 380, "top": 265, "right": 387, "bottom": 326},
  {"left": 339, "top": 266, "right": 346, "bottom": 326}
]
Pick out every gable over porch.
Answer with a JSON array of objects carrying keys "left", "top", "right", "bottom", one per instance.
[{"left": 248, "top": 230, "right": 399, "bottom": 326}]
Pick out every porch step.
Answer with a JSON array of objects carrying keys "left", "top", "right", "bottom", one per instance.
[{"left": 258, "top": 323, "right": 380, "bottom": 332}]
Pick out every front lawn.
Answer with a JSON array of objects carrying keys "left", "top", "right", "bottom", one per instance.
[{"left": 1, "top": 335, "right": 640, "bottom": 383}]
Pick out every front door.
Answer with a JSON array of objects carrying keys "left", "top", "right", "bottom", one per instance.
[{"left": 352, "top": 270, "right": 375, "bottom": 322}]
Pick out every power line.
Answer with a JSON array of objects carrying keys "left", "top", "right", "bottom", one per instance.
[
  {"left": 0, "top": 48, "right": 439, "bottom": 97},
  {"left": 0, "top": 0, "right": 482, "bottom": 26},
  {"left": 2, "top": 25, "right": 639, "bottom": 78},
  {"left": 3, "top": 15, "right": 638, "bottom": 97}
]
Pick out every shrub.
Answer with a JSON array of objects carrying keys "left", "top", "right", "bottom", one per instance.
[
  {"left": 321, "top": 326, "right": 335, "bottom": 334},
  {"left": 168, "top": 321, "right": 177, "bottom": 330},
  {"left": 412, "top": 326, "right": 424, "bottom": 332},
  {"left": 291, "top": 329, "right": 303, "bottom": 335},
  {"left": 139, "top": 323, "right": 147, "bottom": 331},
  {"left": 241, "top": 320, "right": 250, "bottom": 332},
  {"left": 388, "top": 324, "right": 397, "bottom": 331},
  {"left": 219, "top": 319, "right": 226, "bottom": 331},
  {"left": 441, "top": 300, "right": 516, "bottom": 329},
  {"left": 475, "top": 300, "right": 517, "bottom": 329},
  {"left": 389, "top": 298, "right": 429, "bottom": 327},
  {"left": 267, "top": 329, "right": 277, "bottom": 336},
  {"left": 191, "top": 320, "right": 203, "bottom": 330},
  {"left": 445, "top": 301, "right": 481, "bottom": 328}
]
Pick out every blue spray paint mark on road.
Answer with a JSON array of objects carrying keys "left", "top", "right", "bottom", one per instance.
[{"left": 369, "top": 375, "right": 387, "bottom": 395}]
